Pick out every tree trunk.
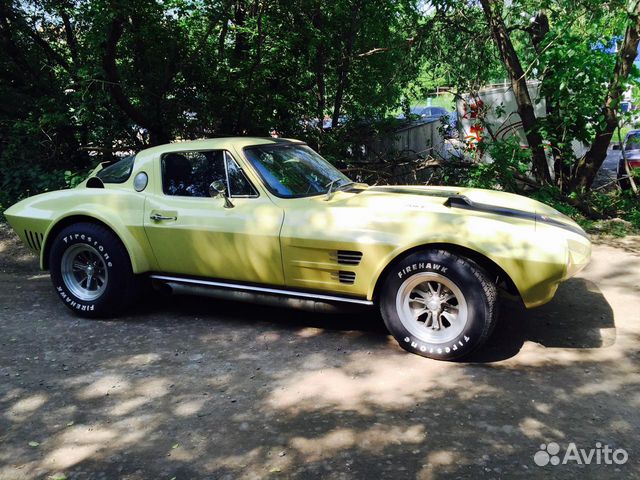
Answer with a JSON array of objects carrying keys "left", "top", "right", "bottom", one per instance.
[
  {"left": 331, "top": 19, "right": 358, "bottom": 129},
  {"left": 570, "top": 3, "right": 640, "bottom": 192},
  {"left": 479, "top": 0, "right": 552, "bottom": 184},
  {"left": 312, "top": 3, "right": 326, "bottom": 128},
  {"left": 102, "top": 14, "right": 169, "bottom": 145}
]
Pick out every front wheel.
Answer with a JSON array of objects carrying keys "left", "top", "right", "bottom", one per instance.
[
  {"left": 49, "top": 222, "right": 139, "bottom": 317},
  {"left": 379, "top": 250, "right": 497, "bottom": 360}
]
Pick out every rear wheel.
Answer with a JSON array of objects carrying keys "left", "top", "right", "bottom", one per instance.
[
  {"left": 49, "top": 222, "right": 139, "bottom": 317},
  {"left": 379, "top": 250, "right": 497, "bottom": 360}
]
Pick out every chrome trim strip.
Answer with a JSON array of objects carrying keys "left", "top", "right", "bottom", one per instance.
[{"left": 149, "top": 275, "right": 374, "bottom": 305}]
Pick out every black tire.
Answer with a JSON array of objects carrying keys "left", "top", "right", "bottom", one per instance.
[
  {"left": 49, "top": 222, "right": 139, "bottom": 318},
  {"left": 379, "top": 249, "right": 497, "bottom": 360}
]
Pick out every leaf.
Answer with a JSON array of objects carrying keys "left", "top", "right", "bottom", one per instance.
[
  {"left": 28, "top": 441, "right": 40, "bottom": 447},
  {"left": 48, "top": 474, "right": 67, "bottom": 480},
  {"left": 172, "top": 443, "right": 180, "bottom": 449},
  {"left": 66, "top": 421, "right": 74, "bottom": 427}
]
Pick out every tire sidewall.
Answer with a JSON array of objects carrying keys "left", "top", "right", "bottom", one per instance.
[
  {"left": 380, "top": 251, "right": 491, "bottom": 360},
  {"left": 49, "top": 225, "right": 128, "bottom": 316}
]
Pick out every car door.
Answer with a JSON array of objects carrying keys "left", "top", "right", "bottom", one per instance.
[{"left": 143, "top": 149, "right": 285, "bottom": 285}]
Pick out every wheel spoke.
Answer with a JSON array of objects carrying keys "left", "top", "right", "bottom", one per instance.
[
  {"left": 409, "top": 296, "right": 427, "bottom": 306},
  {"left": 413, "top": 287, "right": 430, "bottom": 300},
  {"left": 72, "top": 261, "right": 88, "bottom": 271},
  {"left": 411, "top": 306, "right": 428, "bottom": 319},
  {"left": 441, "top": 292, "right": 456, "bottom": 303},
  {"left": 441, "top": 310, "right": 457, "bottom": 326},
  {"left": 423, "top": 311, "right": 433, "bottom": 328}
]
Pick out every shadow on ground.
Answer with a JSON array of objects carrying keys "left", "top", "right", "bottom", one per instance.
[{"left": 1, "top": 227, "right": 638, "bottom": 479}]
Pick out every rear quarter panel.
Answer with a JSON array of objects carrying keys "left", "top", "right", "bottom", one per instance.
[{"left": 4, "top": 188, "right": 156, "bottom": 273}]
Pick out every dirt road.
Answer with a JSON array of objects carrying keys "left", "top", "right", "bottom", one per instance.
[{"left": 1, "top": 225, "right": 639, "bottom": 479}]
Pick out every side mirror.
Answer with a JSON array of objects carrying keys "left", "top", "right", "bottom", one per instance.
[
  {"left": 612, "top": 144, "right": 622, "bottom": 151},
  {"left": 209, "top": 181, "right": 234, "bottom": 208}
]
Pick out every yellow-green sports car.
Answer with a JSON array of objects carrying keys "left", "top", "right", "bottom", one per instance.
[{"left": 4, "top": 137, "right": 591, "bottom": 360}]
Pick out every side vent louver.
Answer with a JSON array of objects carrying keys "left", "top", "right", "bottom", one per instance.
[
  {"left": 24, "top": 230, "right": 43, "bottom": 252},
  {"left": 331, "top": 271, "right": 356, "bottom": 285},
  {"left": 331, "top": 250, "right": 363, "bottom": 266}
]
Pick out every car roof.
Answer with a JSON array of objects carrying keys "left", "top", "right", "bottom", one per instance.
[{"left": 137, "top": 137, "right": 304, "bottom": 156}]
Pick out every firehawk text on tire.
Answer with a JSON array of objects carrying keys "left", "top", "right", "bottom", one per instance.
[{"left": 380, "top": 250, "right": 497, "bottom": 360}]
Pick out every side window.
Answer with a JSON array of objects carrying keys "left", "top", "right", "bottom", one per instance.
[
  {"left": 225, "top": 153, "right": 258, "bottom": 197},
  {"left": 162, "top": 151, "right": 226, "bottom": 197},
  {"left": 96, "top": 155, "right": 135, "bottom": 183}
]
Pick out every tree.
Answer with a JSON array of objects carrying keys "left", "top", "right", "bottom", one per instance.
[
  {"left": 479, "top": 0, "right": 552, "bottom": 184},
  {"left": 570, "top": 1, "right": 640, "bottom": 191},
  {"left": 424, "top": 0, "right": 637, "bottom": 194}
]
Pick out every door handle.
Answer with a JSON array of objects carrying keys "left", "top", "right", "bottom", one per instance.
[{"left": 150, "top": 212, "right": 177, "bottom": 221}]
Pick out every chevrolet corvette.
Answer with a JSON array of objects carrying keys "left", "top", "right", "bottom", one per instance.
[{"left": 4, "top": 137, "right": 591, "bottom": 360}]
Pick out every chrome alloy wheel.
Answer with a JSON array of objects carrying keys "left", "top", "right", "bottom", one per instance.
[
  {"left": 395, "top": 272, "right": 468, "bottom": 344},
  {"left": 60, "top": 244, "right": 108, "bottom": 301}
]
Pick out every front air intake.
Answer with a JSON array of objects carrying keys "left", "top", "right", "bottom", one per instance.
[
  {"left": 331, "top": 271, "right": 356, "bottom": 285},
  {"left": 331, "top": 250, "right": 363, "bottom": 266},
  {"left": 24, "top": 230, "right": 43, "bottom": 251}
]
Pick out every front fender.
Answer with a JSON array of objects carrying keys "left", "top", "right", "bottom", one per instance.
[{"left": 366, "top": 215, "right": 568, "bottom": 308}]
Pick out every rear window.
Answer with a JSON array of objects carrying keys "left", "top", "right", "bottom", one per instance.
[{"left": 96, "top": 155, "right": 135, "bottom": 183}]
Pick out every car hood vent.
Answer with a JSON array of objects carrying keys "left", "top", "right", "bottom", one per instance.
[
  {"left": 331, "top": 271, "right": 356, "bottom": 285},
  {"left": 332, "top": 250, "right": 363, "bottom": 266}
]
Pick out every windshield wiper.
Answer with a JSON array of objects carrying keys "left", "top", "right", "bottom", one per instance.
[
  {"left": 324, "top": 180, "right": 359, "bottom": 200},
  {"left": 336, "top": 181, "right": 357, "bottom": 191},
  {"left": 324, "top": 179, "right": 339, "bottom": 200}
]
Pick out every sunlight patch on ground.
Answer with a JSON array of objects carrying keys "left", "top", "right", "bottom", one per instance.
[
  {"left": 518, "top": 417, "right": 565, "bottom": 440},
  {"left": 77, "top": 375, "right": 130, "bottom": 400},
  {"left": 267, "top": 352, "right": 494, "bottom": 414},
  {"left": 5, "top": 393, "right": 47, "bottom": 421},
  {"left": 290, "top": 425, "right": 425, "bottom": 462}
]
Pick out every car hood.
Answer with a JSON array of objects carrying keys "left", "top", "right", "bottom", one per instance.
[{"left": 334, "top": 185, "right": 584, "bottom": 236}]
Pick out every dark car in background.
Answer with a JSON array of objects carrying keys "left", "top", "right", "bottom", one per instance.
[
  {"left": 398, "top": 105, "right": 457, "bottom": 138},
  {"left": 618, "top": 129, "right": 640, "bottom": 189},
  {"left": 410, "top": 105, "right": 449, "bottom": 120}
]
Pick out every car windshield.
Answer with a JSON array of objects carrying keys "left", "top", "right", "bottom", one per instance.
[
  {"left": 625, "top": 133, "right": 640, "bottom": 151},
  {"left": 244, "top": 144, "right": 353, "bottom": 198}
]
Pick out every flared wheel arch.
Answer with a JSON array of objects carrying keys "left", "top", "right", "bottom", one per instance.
[{"left": 371, "top": 243, "right": 519, "bottom": 304}]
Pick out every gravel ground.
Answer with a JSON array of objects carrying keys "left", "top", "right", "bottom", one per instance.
[{"left": 0, "top": 224, "right": 639, "bottom": 479}]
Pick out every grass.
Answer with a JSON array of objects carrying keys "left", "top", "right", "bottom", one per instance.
[
  {"left": 614, "top": 125, "right": 631, "bottom": 144},
  {"left": 412, "top": 93, "right": 456, "bottom": 111}
]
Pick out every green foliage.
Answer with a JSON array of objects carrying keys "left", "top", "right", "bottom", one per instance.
[
  {"left": 0, "top": 0, "right": 426, "bottom": 207},
  {"left": 0, "top": 0, "right": 638, "bottom": 236},
  {"left": 467, "top": 137, "right": 532, "bottom": 191},
  {"left": 531, "top": 186, "right": 640, "bottom": 234},
  {"left": 439, "top": 136, "right": 532, "bottom": 192}
]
